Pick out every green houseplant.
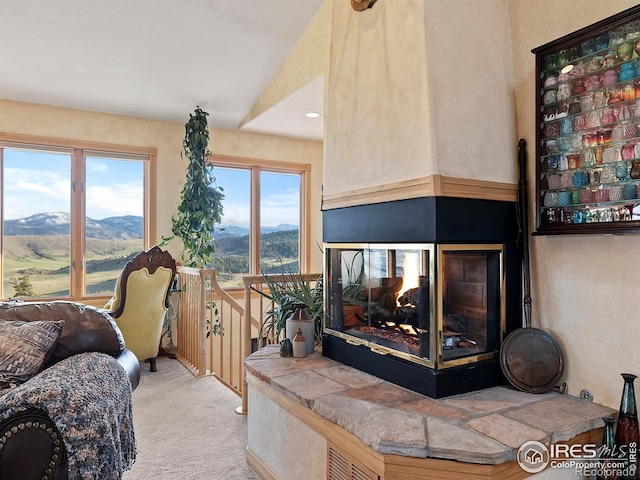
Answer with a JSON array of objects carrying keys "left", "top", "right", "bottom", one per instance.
[
  {"left": 169, "top": 106, "right": 224, "bottom": 268},
  {"left": 257, "top": 251, "right": 365, "bottom": 348},
  {"left": 162, "top": 106, "right": 225, "bottom": 346},
  {"left": 257, "top": 267, "right": 324, "bottom": 346}
]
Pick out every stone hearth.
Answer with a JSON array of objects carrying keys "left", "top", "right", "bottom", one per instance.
[{"left": 245, "top": 345, "right": 615, "bottom": 477}]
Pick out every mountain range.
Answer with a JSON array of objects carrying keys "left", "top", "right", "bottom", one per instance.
[
  {"left": 4, "top": 212, "right": 143, "bottom": 239},
  {"left": 214, "top": 223, "right": 298, "bottom": 239},
  {"left": 3, "top": 212, "right": 297, "bottom": 239}
]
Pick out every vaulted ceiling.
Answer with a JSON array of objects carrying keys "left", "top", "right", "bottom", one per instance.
[{"left": 0, "top": 0, "right": 325, "bottom": 140}]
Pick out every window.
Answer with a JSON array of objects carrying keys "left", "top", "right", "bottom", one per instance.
[
  {"left": 84, "top": 154, "right": 145, "bottom": 295},
  {"left": 0, "top": 134, "right": 154, "bottom": 301},
  {"left": 260, "top": 171, "right": 301, "bottom": 273},
  {"left": 210, "top": 157, "right": 310, "bottom": 289}
]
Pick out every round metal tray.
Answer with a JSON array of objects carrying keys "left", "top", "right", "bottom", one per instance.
[{"left": 500, "top": 326, "right": 564, "bottom": 393}]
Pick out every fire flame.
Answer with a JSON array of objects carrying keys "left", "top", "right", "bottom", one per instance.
[
  {"left": 399, "top": 324, "right": 418, "bottom": 336},
  {"left": 397, "top": 252, "right": 420, "bottom": 305}
]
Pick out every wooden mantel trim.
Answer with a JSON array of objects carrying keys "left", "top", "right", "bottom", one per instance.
[{"left": 322, "top": 174, "right": 517, "bottom": 210}]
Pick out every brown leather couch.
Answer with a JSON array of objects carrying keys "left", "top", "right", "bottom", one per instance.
[{"left": 0, "top": 301, "right": 140, "bottom": 480}]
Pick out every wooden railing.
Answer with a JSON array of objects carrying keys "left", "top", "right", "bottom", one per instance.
[
  {"left": 238, "top": 272, "right": 322, "bottom": 415},
  {"left": 173, "top": 267, "right": 321, "bottom": 415},
  {"left": 173, "top": 267, "right": 255, "bottom": 397}
]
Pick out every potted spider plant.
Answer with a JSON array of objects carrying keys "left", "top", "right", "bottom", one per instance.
[
  {"left": 256, "top": 251, "right": 365, "bottom": 351},
  {"left": 257, "top": 267, "right": 324, "bottom": 349}
]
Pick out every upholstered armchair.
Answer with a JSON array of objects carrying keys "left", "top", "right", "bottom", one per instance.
[
  {"left": 0, "top": 300, "right": 140, "bottom": 479},
  {"left": 104, "top": 246, "right": 176, "bottom": 372}
]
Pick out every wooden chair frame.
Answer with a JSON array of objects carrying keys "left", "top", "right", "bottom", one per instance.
[
  {"left": 110, "top": 246, "right": 177, "bottom": 319},
  {"left": 109, "top": 246, "right": 176, "bottom": 371}
]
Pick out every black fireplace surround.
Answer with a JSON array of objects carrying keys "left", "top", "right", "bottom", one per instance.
[{"left": 322, "top": 196, "right": 523, "bottom": 398}]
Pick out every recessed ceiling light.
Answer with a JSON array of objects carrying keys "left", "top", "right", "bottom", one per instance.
[{"left": 304, "top": 112, "right": 321, "bottom": 118}]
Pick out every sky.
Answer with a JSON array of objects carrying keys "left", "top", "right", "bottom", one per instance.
[
  {"left": 212, "top": 166, "right": 300, "bottom": 228},
  {"left": 3, "top": 148, "right": 301, "bottom": 228},
  {"left": 3, "top": 149, "right": 143, "bottom": 220}
]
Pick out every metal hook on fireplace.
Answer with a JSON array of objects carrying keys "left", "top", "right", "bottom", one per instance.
[{"left": 553, "top": 382, "right": 568, "bottom": 394}]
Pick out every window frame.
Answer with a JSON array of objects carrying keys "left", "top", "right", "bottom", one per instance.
[
  {"left": 210, "top": 154, "right": 312, "bottom": 282},
  {"left": 0, "top": 132, "right": 156, "bottom": 303}
]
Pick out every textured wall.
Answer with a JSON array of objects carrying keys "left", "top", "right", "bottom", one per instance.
[
  {"left": 247, "top": 377, "right": 327, "bottom": 480},
  {"left": 0, "top": 99, "right": 324, "bottom": 272},
  {"left": 424, "top": 0, "right": 516, "bottom": 182},
  {"left": 323, "top": 0, "right": 516, "bottom": 197},
  {"left": 510, "top": 0, "right": 640, "bottom": 408},
  {"left": 324, "top": 0, "right": 433, "bottom": 196}
]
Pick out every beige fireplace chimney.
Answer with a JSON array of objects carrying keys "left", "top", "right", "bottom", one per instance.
[
  {"left": 320, "top": 0, "right": 524, "bottom": 398},
  {"left": 323, "top": 0, "right": 518, "bottom": 209}
]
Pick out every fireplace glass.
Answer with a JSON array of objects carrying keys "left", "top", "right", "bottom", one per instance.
[{"left": 324, "top": 243, "right": 504, "bottom": 369}]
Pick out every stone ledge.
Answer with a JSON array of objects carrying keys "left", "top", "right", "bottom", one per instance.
[{"left": 245, "top": 345, "right": 616, "bottom": 464}]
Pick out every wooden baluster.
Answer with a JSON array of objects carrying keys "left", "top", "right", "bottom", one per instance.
[{"left": 236, "top": 282, "right": 252, "bottom": 415}]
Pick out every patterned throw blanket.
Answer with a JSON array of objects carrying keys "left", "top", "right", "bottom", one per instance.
[{"left": 0, "top": 352, "right": 136, "bottom": 479}]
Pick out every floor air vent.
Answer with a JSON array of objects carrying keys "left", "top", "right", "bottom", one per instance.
[{"left": 327, "top": 444, "right": 378, "bottom": 480}]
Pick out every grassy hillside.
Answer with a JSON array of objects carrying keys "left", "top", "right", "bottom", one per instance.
[
  {"left": 217, "top": 229, "right": 299, "bottom": 258},
  {"left": 2, "top": 229, "right": 299, "bottom": 295},
  {"left": 215, "top": 229, "right": 300, "bottom": 288},
  {"left": 2, "top": 235, "right": 141, "bottom": 298}
]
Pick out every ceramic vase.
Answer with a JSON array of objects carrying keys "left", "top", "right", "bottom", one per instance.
[
  {"left": 620, "top": 62, "right": 636, "bottom": 82},
  {"left": 603, "top": 70, "right": 618, "bottom": 87},
  {"left": 623, "top": 184, "right": 638, "bottom": 200},
  {"left": 616, "top": 162, "right": 629, "bottom": 181},
  {"left": 615, "top": 373, "right": 640, "bottom": 480},
  {"left": 279, "top": 338, "right": 293, "bottom": 357},
  {"left": 618, "top": 42, "right": 634, "bottom": 62},
  {"left": 285, "top": 305, "right": 315, "bottom": 355},
  {"left": 292, "top": 329, "right": 307, "bottom": 358},
  {"left": 595, "top": 417, "right": 617, "bottom": 480}
]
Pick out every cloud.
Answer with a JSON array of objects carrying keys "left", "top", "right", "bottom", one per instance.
[
  {"left": 262, "top": 190, "right": 299, "bottom": 207},
  {"left": 261, "top": 204, "right": 299, "bottom": 227},
  {"left": 87, "top": 162, "right": 109, "bottom": 173},
  {"left": 220, "top": 202, "right": 250, "bottom": 227},
  {"left": 3, "top": 167, "right": 70, "bottom": 219},
  {"left": 3, "top": 164, "right": 143, "bottom": 220},
  {"left": 86, "top": 184, "right": 143, "bottom": 218},
  {"left": 259, "top": 190, "right": 299, "bottom": 226},
  {"left": 220, "top": 194, "right": 300, "bottom": 228}
]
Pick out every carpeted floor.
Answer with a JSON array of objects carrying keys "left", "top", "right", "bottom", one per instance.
[{"left": 123, "top": 356, "right": 261, "bottom": 480}]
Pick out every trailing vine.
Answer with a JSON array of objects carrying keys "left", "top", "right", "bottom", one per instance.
[
  {"left": 161, "top": 106, "right": 225, "bottom": 340},
  {"left": 167, "top": 106, "right": 224, "bottom": 268}
]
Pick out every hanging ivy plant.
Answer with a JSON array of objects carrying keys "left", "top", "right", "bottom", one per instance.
[{"left": 164, "top": 106, "right": 224, "bottom": 268}]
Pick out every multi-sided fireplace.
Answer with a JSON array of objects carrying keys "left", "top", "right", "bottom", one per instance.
[{"left": 322, "top": 196, "right": 522, "bottom": 398}]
